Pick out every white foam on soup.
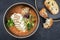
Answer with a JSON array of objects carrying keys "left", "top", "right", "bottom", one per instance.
[{"left": 11, "top": 13, "right": 26, "bottom": 32}]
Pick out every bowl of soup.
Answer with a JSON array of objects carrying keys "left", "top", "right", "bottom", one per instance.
[{"left": 3, "top": 2, "right": 40, "bottom": 38}]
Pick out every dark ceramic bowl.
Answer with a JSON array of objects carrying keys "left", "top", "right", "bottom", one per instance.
[{"left": 3, "top": 2, "right": 40, "bottom": 38}]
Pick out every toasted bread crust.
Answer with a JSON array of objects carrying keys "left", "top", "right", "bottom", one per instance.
[
  {"left": 39, "top": 8, "right": 48, "bottom": 19},
  {"left": 43, "top": 18, "right": 53, "bottom": 29},
  {"left": 48, "top": 18, "right": 53, "bottom": 27}
]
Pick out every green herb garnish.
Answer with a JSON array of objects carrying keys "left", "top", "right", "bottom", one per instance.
[
  {"left": 27, "top": 23, "right": 33, "bottom": 30},
  {"left": 23, "top": 14, "right": 35, "bottom": 31},
  {"left": 7, "top": 18, "right": 14, "bottom": 27}
]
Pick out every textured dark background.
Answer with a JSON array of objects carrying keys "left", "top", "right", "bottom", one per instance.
[{"left": 0, "top": 0, "right": 60, "bottom": 40}]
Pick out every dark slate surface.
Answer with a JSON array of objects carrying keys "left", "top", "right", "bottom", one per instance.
[{"left": 0, "top": 0, "right": 60, "bottom": 40}]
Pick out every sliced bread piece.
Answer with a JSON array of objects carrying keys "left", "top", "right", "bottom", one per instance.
[
  {"left": 43, "top": 18, "right": 53, "bottom": 29},
  {"left": 44, "top": 0, "right": 59, "bottom": 15},
  {"left": 39, "top": 8, "right": 48, "bottom": 19}
]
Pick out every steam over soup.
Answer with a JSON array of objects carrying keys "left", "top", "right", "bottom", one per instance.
[{"left": 5, "top": 5, "right": 38, "bottom": 36}]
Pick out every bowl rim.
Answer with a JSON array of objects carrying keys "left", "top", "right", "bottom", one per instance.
[{"left": 3, "top": 2, "right": 40, "bottom": 38}]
